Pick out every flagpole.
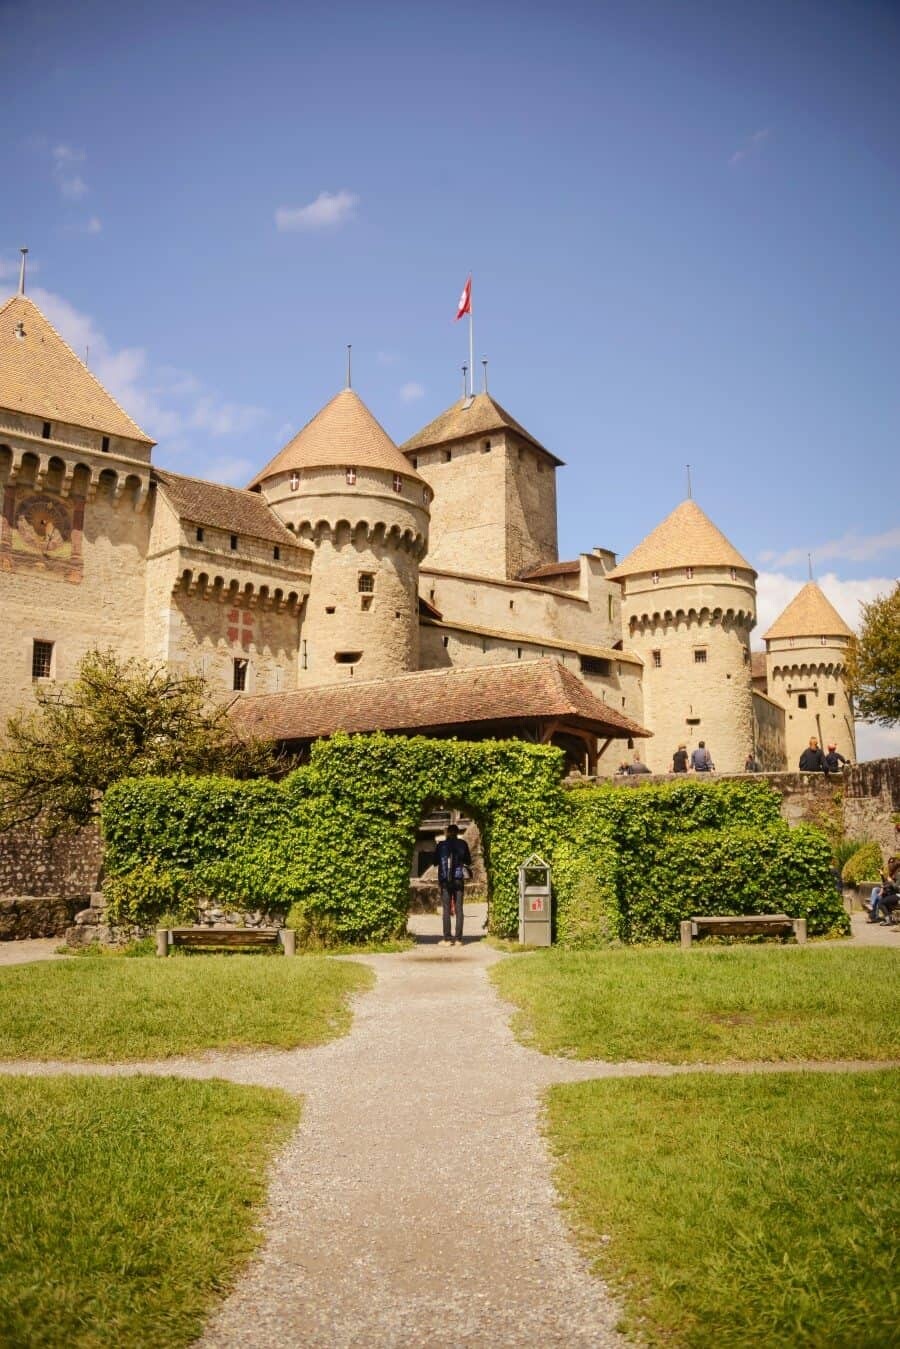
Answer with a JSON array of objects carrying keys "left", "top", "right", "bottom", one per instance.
[{"left": 468, "top": 275, "right": 474, "bottom": 398}]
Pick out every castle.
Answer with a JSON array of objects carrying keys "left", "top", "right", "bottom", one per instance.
[{"left": 0, "top": 284, "right": 857, "bottom": 775}]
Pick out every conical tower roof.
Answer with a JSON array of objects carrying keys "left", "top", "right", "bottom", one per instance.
[
  {"left": 763, "top": 581, "right": 854, "bottom": 641},
  {"left": 0, "top": 293, "right": 152, "bottom": 443},
  {"left": 401, "top": 391, "right": 563, "bottom": 466},
  {"left": 248, "top": 388, "right": 423, "bottom": 488},
  {"left": 608, "top": 499, "right": 754, "bottom": 579}
]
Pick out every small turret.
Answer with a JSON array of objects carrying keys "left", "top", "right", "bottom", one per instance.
[
  {"left": 763, "top": 581, "right": 855, "bottom": 767},
  {"left": 609, "top": 499, "right": 757, "bottom": 773},
  {"left": 250, "top": 389, "right": 429, "bottom": 685}
]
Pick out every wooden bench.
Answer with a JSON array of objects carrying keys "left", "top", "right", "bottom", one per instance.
[
  {"left": 156, "top": 927, "right": 296, "bottom": 956},
  {"left": 680, "top": 914, "right": 807, "bottom": 949}
]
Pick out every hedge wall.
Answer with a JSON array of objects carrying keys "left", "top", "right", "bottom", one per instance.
[{"left": 101, "top": 735, "right": 849, "bottom": 944}]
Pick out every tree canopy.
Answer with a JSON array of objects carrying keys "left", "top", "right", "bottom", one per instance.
[
  {"left": 844, "top": 583, "right": 900, "bottom": 727},
  {"left": 0, "top": 650, "right": 278, "bottom": 834}
]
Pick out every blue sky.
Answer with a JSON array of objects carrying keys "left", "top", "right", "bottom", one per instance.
[{"left": 2, "top": 0, "right": 898, "bottom": 747}]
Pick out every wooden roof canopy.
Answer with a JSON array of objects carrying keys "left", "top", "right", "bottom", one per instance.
[{"left": 231, "top": 658, "right": 650, "bottom": 746}]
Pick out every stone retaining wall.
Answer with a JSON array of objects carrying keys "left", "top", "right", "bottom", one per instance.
[{"left": 0, "top": 894, "right": 81, "bottom": 940}]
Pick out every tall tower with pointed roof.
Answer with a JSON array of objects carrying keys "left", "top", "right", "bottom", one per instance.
[
  {"left": 250, "top": 388, "right": 430, "bottom": 685},
  {"left": 763, "top": 581, "right": 856, "bottom": 767},
  {"left": 609, "top": 499, "right": 757, "bottom": 773},
  {"left": 400, "top": 391, "right": 560, "bottom": 581},
  {"left": 0, "top": 290, "right": 157, "bottom": 709}
]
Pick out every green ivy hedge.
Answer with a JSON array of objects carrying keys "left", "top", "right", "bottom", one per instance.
[{"left": 101, "top": 735, "right": 848, "bottom": 944}]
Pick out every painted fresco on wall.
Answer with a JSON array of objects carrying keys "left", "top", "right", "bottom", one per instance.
[{"left": 0, "top": 489, "right": 84, "bottom": 583}]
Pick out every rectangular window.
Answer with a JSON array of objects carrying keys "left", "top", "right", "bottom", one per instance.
[
  {"left": 652, "top": 649, "right": 662, "bottom": 668},
  {"left": 392, "top": 473, "right": 402, "bottom": 493},
  {"left": 196, "top": 527, "right": 204, "bottom": 543},
  {"left": 290, "top": 471, "right": 300, "bottom": 491},
  {"left": 651, "top": 571, "right": 660, "bottom": 585},
  {"left": 273, "top": 546, "right": 280, "bottom": 561},
  {"left": 358, "top": 573, "right": 375, "bottom": 593},
  {"left": 685, "top": 566, "right": 693, "bottom": 579},
  {"left": 42, "top": 421, "right": 51, "bottom": 439},
  {"left": 32, "top": 640, "right": 53, "bottom": 679},
  {"left": 730, "top": 568, "right": 737, "bottom": 581},
  {"left": 101, "top": 435, "right": 110, "bottom": 453},
  {"left": 230, "top": 534, "right": 238, "bottom": 550},
  {"left": 694, "top": 648, "right": 708, "bottom": 664},
  {"left": 820, "top": 636, "right": 827, "bottom": 646},
  {"left": 233, "top": 658, "right": 248, "bottom": 691},
  {"left": 346, "top": 467, "right": 357, "bottom": 485},
  {"left": 579, "top": 656, "right": 611, "bottom": 676},
  {"left": 827, "top": 692, "right": 835, "bottom": 706},
  {"left": 798, "top": 693, "right": 807, "bottom": 709}
]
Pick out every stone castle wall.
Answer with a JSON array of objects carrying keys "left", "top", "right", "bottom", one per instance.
[{"left": 766, "top": 635, "right": 856, "bottom": 768}]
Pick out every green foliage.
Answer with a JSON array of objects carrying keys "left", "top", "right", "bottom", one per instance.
[
  {"left": 629, "top": 823, "right": 848, "bottom": 939},
  {"left": 0, "top": 649, "right": 279, "bottom": 835},
  {"left": 101, "top": 737, "right": 842, "bottom": 946},
  {"left": 104, "top": 735, "right": 566, "bottom": 943},
  {"left": 841, "top": 840, "right": 884, "bottom": 885},
  {"left": 844, "top": 581, "right": 900, "bottom": 726}
]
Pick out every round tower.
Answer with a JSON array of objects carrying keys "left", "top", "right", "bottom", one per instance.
[
  {"left": 249, "top": 389, "right": 430, "bottom": 686},
  {"left": 763, "top": 581, "right": 856, "bottom": 768},
  {"left": 609, "top": 499, "right": 757, "bottom": 774}
]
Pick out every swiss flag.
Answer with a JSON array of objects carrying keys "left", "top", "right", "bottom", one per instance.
[{"left": 455, "top": 275, "right": 472, "bottom": 321}]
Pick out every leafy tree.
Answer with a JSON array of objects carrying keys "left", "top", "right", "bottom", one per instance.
[
  {"left": 844, "top": 583, "right": 900, "bottom": 727},
  {"left": 0, "top": 649, "right": 279, "bottom": 834}
]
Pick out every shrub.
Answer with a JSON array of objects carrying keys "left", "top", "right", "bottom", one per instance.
[
  {"left": 100, "top": 737, "right": 843, "bottom": 946},
  {"left": 842, "top": 841, "right": 884, "bottom": 885},
  {"left": 629, "top": 824, "right": 849, "bottom": 940}
]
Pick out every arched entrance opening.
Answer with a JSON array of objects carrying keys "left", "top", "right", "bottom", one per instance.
[{"left": 407, "top": 798, "right": 489, "bottom": 945}]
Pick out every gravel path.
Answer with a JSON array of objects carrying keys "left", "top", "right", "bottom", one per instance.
[{"left": 1, "top": 912, "right": 896, "bottom": 1347}]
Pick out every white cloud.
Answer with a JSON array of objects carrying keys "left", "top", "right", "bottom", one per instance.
[
  {"left": 52, "top": 144, "right": 89, "bottom": 199},
  {"left": 204, "top": 456, "right": 254, "bottom": 487},
  {"left": 399, "top": 381, "right": 425, "bottom": 402},
  {"left": 275, "top": 190, "right": 359, "bottom": 232},
  {"left": 855, "top": 722, "right": 900, "bottom": 763},
  {"left": 31, "top": 286, "right": 266, "bottom": 448},
  {"left": 755, "top": 570, "right": 895, "bottom": 641},
  {"left": 760, "top": 527, "right": 900, "bottom": 570},
  {"left": 729, "top": 127, "right": 772, "bottom": 167}
]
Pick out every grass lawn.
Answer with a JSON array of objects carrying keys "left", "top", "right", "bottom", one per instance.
[
  {"left": 547, "top": 1070, "right": 899, "bottom": 1347},
  {"left": 492, "top": 947, "right": 900, "bottom": 1062},
  {"left": 0, "top": 955, "right": 373, "bottom": 1061},
  {"left": 0, "top": 1074, "right": 298, "bottom": 1349}
]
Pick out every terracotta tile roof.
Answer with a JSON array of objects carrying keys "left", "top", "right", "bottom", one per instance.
[
  {"left": 518, "top": 559, "right": 580, "bottom": 580},
  {"left": 0, "top": 294, "right": 153, "bottom": 443},
  {"left": 608, "top": 499, "right": 753, "bottom": 578},
  {"left": 401, "top": 391, "right": 564, "bottom": 465},
  {"left": 154, "top": 469, "right": 298, "bottom": 546},
  {"left": 248, "top": 389, "right": 423, "bottom": 488},
  {"left": 763, "top": 581, "right": 854, "bottom": 641},
  {"left": 231, "top": 658, "right": 651, "bottom": 743}
]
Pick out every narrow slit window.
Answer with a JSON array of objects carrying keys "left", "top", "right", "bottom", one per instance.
[
  {"left": 290, "top": 471, "right": 300, "bottom": 491},
  {"left": 42, "top": 422, "right": 51, "bottom": 440},
  {"left": 392, "top": 473, "right": 402, "bottom": 493},
  {"left": 652, "top": 649, "right": 662, "bottom": 668},
  {"left": 230, "top": 534, "right": 238, "bottom": 550},
  {"left": 101, "top": 436, "right": 110, "bottom": 453},
  {"left": 651, "top": 571, "right": 660, "bottom": 585},
  {"left": 233, "top": 658, "right": 248, "bottom": 691},
  {"left": 273, "top": 546, "right": 280, "bottom": 561},
  {"left": 798, "top": 693, "right": 807, "bottom": 709},
  {"left": 196, "top": 527, "right": 204, "bottom": 543},
  {"left": 346, "top": 467, "right": 357, "bottom": 485},
  {"left": 827, "top": 692, "right": 835, "bottom": 706}
]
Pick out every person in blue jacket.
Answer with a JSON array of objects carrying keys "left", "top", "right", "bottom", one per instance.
[{"left": 435, "top": 824, "right": 472, "bottom": 947}]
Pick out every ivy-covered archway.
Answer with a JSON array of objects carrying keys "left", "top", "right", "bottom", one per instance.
[
  {"left": 101, "top": 733, "right": 847, "bottom": 945},
  {"left": 102, "top": 735, "right": 568, "bottom": 942}
]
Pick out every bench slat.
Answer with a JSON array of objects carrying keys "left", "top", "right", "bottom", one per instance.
[{"left": 169, "top": 928, "right": 279, "bottom": 947}]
